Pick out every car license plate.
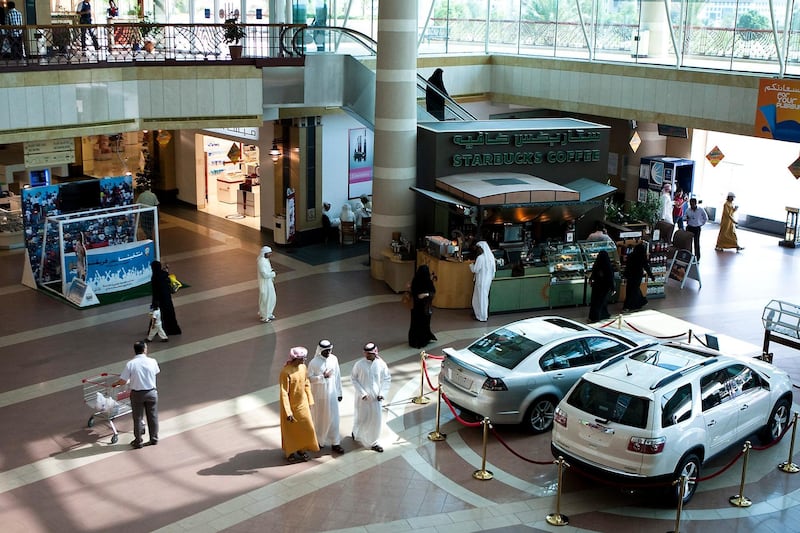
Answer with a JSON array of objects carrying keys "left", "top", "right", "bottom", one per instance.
[{"left": 451, "top": 370, "right": 474, "bottom": 391}]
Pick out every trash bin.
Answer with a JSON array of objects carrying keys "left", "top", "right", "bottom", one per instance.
[{"left": 274, "top": 215, "right": 287, "bottom": 245}]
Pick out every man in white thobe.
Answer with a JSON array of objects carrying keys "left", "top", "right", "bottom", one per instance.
[
  {"left": 351, "top": 342, "right": 391, "bottom": 452},
  {"left": 307, "top": 339, "right": 345, "bottom": 454},
  {"left": 257, "top": 246, "right": 276, "bottom": 322},
  {"left": 469, "top": 241, "right": 496, "bottom": 322}
]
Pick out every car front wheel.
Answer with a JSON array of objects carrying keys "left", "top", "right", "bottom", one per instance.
[
  {"left": 759, "top": 398, "right": 791, "bottom": 444},
  {"left": 523, "top": 396, "right": 557, "bottom": 434},
  {"left": 670, "top": 453, "right": 700, "bottom": 506}
]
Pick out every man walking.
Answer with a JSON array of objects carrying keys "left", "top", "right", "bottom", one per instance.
[
  {"left": 279, "top": 346, "right": 320, "bottom": 463},
  {"left": 685, "top": 197, "right": 709, "bottom": 260},
  {"left": 307, "top": 339, "right": 344, "bottom": 454},
  {"left": 3, "top": 1, "right": 23, "bottom": 59},
  {"left": 76, "top": 0, "right": 99, "bottom": 50},
  {"left": 257, "top": 245, "right": 276, "bottom": 322},
  {"left": 351, "top": 342, "right": 391, "bottom": 453},
  {"left": 114, "top": 340, "right": 160, "bottom": 449}
]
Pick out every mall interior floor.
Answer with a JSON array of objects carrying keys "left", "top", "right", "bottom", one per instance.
[{"left": 1, "top": 207, "right": 799, "bottom": 533}]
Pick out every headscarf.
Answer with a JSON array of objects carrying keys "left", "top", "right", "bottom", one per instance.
[
  {"left": 363, "top": 342, "right": 379, "bottom": 355},
  {"left": 287, "top": 346, "right": 307, "bottom": 363},
  {"left": 315, "top": 339, "right": 333, "bottom": 358},
  {"left": 411, "top": 264, "right": 435, "bottom": 295},
  {"left": 475, "top": 241, "right": 497, "bottom": 277},
  {"left": 261, "top": 245, "right": 272, "bottom": 255}
]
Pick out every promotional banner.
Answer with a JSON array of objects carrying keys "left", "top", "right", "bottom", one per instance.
[
  {"left": 348, "top": 127, "right": 373, "bottom": 199},
  {"left": 64, "top": 239, "right": 155, "bottom": 294},
  {"left": 755, "top": 78, "right": 800, "bottom": 142}
]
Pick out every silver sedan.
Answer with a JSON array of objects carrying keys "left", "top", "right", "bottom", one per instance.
[{"left": 439, "top": 316, "right": 649, "bottom": 433}]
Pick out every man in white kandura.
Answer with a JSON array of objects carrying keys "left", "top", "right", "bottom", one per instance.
[
  {"left": 257, "top": 245, "right": 276, "bottom": 322},
  {"left": 469, "top": 241, "right": 496, "bottom": 322},
  {"left": 351, "top": 342, "right": 391, "bottom": 453},
  {"left": 307, "top": 339, "right": 345, "bottom": 454}
]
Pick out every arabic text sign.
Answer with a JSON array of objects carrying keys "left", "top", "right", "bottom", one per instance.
[
  {"left": 755, "top": 78, "right": 800, "bottom": 142},
  {"left": 65, "top": 240, "right": 155, "bottom": 295}
]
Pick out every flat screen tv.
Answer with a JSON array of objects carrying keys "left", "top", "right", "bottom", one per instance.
[
  {"left": 58, "top": 180, "right": 101, "bottom": 213},
  {"left": 658, "top": 124, "right": 688, "bottom": 138}
]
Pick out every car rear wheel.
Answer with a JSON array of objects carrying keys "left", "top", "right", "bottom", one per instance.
[
  {"left": 669, "top": 453, "right": 700, "bottom": 506},
  {"left": 523, "top": 396, "right": 557, "bottom": 434},
  {"left": 759, "top": 398, "right": 791, "bottom": 443}
]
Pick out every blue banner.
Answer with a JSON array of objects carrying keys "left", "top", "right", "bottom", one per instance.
[{"left": 65, "top": 240, "right": 154, "bottom": 294}]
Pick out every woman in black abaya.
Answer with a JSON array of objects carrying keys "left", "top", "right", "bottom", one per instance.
[
  {"left": 408, "top": 264, "right": 436, "bottom": 349},
  {"left": 150, "top": 260, "right": 181, "bottom": 335},
  {"left": 588, "top": 250, "right": 614, "bottom": 322}
]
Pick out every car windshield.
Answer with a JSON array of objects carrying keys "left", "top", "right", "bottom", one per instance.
[
  {"left": 567, "top": 379, "right": 649, "bottom": 429},
  {"left": 468, "top": 327, "right": 542, "bottom": 369}
]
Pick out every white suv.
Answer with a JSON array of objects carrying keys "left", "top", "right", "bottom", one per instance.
[{"left": 551, "top": 341, "right": 793, "bottom": 505}]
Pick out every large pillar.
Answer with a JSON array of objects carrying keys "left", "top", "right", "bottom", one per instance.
[{"left": 370, "top": 0, "right": 418, "bottom": 280}]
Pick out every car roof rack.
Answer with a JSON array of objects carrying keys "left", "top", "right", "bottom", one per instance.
[
  {"left": 595, "top": 341, "right": 660, "bottom": 371},
  {"left": 650, "top": 357, "right": 718, "bottom": 390}
]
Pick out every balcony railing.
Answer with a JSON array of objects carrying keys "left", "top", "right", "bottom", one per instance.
[{"left": 0, "top": 23, "right": 306, "bottom": 68}]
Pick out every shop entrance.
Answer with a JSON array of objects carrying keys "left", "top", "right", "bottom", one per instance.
[{"left": 196, "top": 133, "right": 260, "bottom": 230}]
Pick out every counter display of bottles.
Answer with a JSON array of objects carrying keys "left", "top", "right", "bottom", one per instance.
[{"left": 647, "top": 240, "right": 669, "bottom": 298}]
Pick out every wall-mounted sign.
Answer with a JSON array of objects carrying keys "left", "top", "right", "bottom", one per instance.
[
  {"left": 755, "top": 78, "right": 800, "bottom": 143},
  {"left": 23, "top": 138, "right": 75, "bottom": 167},
  {"left": 206, "top": 128, "right": 259, "bottom": 141}
]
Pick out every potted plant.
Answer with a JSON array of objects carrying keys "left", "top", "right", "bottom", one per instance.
[
  {"left": 223, "top": 17, "right": 246, "bottom": 59},
  {"left": 138, "top": 15, "right": 161, "bottom": 53}
]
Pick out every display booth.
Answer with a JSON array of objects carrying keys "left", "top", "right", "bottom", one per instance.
[
  {"left": 20, "top": 175, "right": 159, "bottom": 307},
  {"left": 39, "top": 204, "right": 158, "bottom": 306}
]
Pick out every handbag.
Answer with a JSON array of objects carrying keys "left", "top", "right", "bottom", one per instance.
[{"left": 401, "top": 291, "right": 413, "bottom": 310}]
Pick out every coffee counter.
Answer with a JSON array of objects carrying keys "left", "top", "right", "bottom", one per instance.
[
  {"left": 416, "top": 250, "right": 473, "bottom": 309},
  {"left": 489, "top": 265, "right": 551, "bottom": 313}
]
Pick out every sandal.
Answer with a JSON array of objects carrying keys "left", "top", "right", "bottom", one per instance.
[
  {"left": 287, "top": 453, "right": 304, "bottom": 464},
  {"left": 331, "top": 444, "right": 345, "bottom": 454},
  {"left": 371, "top": 444, "right": 384, "bottom": 453}
]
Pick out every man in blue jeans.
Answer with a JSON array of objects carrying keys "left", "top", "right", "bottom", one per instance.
[
  {"left": 76, "top": 0, "right": 99, "bottom": 50},
  {"left": 114, "top": 340, "right": 160, "bottom": 448},
  {"left": 685, "top": 197, "right": 709, "bottom": 260}
]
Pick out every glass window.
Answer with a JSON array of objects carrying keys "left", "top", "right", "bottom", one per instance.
[
  {"left": 468, "top": 327, "right": 541, "bottom": 369},
  {"left": 541, "top": 339, "right": 591, "bottom": 370},
  {"left": 661, "top": 384, "right": 693, "bottom": 428},
  {"left": 584, "top": 336, "right": 628, "bottom": 363},
  {"left": 567, "top": 379, "right": 649, "bottom": 428},
  {"left": 700, "top": 364, "right": 758, "bottom": 411}
]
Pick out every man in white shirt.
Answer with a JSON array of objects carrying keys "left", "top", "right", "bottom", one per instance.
[
  {"left": 351, "top": 342, "right": 391, "bottom": 452},
  {"left": 307, "top": 339, "right": 345, "bottom": 454},
  {"left": 114, "top": 341, "right": 160, "bottom": 449},
  {"left": 684, "top": 197, "right": 709, "bottom": 260}
]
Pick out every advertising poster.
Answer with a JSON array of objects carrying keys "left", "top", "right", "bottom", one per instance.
[
  {"left": 287, "top": 188, "right": 296, "bottom": 243},
  {"left": 64, "top": 240, "right": 155, "bottom": 294},
  {"left": 755, "top": 78, "right": 800, "bottom": 142},
  {"left": 348, "top": 127, "right": 373, "bottom": 199}
]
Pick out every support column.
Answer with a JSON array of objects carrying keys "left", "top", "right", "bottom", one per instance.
[{"left": 370, "top": 0, "right": 418, "bottom": 280}]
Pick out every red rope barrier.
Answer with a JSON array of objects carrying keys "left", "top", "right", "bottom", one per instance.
[
  {"left": 696, "top": 447, "right": 745, "bottom": 482},
  {"left": 597, "top": 317, "right": 619, "bottom": 328},
  {"left": 622, "top": 319, "right": 688, "bottom": 339},
  {"left": 752, "top": 415, "right": 794, "bottom": 451},
  {"left": 441, "top": 392, "right": 483, "bottom": 427},
  {"left": 691, "top": 332, "right": 710, "bottom": 347},
  {"left": 422, "top": 358, "right": 440, "bottom": 392},
  {"left": 489, "top": 426, "right": 554, "bottom": 465},
  {"left": 426, "top": 354, "right": 445, "bottom": 360}
]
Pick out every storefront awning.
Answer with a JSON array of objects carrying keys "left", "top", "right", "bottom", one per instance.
[{"left": 411, "top": 174, "right": 616, "bottom": 223}]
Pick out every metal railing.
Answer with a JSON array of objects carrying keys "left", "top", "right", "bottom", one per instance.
[{"left": 0, "top": 22, "right": 306, "bottom": 67}]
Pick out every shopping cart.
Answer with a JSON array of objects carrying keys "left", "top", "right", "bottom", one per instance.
[{"left": 81, "top": 372, "right": 133, "bottom": 444}]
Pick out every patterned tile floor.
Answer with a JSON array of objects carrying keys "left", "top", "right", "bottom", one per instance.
[{"left": 2, "top": 208, "right": 800, "bottom": 533}]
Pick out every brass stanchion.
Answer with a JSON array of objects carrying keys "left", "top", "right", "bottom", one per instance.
[
  {"left": 427, "top": 386, "right": 446, "bottom": 441},
  {"left": 729, "top": 441, "right": 753, "bottom": 507},
  {"left": 472, "top": 417, "right": 494, "bottom": 480},
  {"left": 687, "top": 328, "right": 692, "bottom": 344},
  {"left": 617, "top": 313, "right": 623, "bottom": 329},
  {"left": 667, "top": 475, "right": 686, "bottom": 533},
  {"left": 411, "top": 351, "right": 431, "bottom": 405},
  {"left": 779, "top": 412, "right": 800, "bottom": 473},
  {"left": 546, "top": 456, "right": 570, "bottom": 526}
]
